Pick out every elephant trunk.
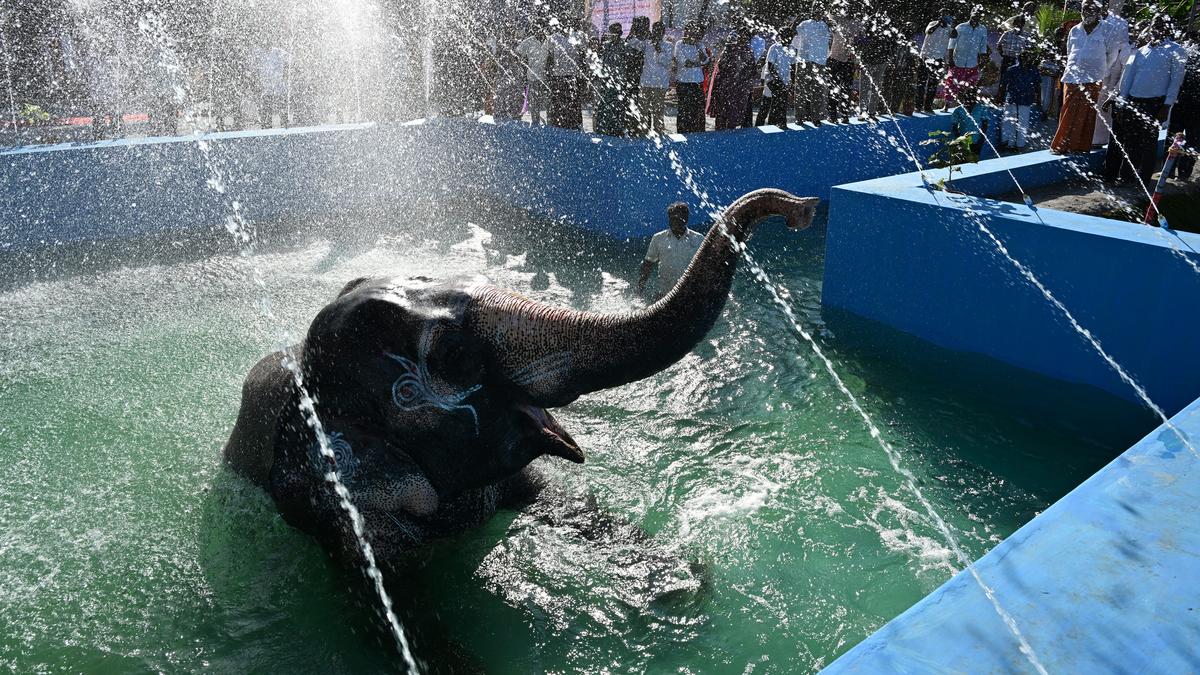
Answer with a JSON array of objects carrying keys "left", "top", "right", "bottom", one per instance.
[{"left": 467, "top": 189, "right": 817, "bottom": 407}]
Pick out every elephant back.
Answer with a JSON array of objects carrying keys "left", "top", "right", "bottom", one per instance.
[{"left": 223, "top": 350, "right": 298, "bottom": 488}]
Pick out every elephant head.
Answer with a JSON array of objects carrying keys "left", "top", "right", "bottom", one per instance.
[{"left": 273, "top": 189, "right": 816, "bottom": 539}]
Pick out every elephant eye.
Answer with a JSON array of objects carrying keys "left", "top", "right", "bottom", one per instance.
[
  {"left": 396, "top": 383, "right": 418, "bottom": 403},
  {"left": 384, "top": 349, "right": 483, "bottom": 434},
  {"left": 433, "top": 333, "right": 484, "bottom": 384}
]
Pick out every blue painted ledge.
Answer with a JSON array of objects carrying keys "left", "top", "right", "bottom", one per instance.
[
  {"left": 823, "top": 148, "right": 1200, "bottom": 415},
  {"left": 0, "top": 114, "right": 955, "bottom": 250},
  {"left": 823, "top": 393, "right": 1200, "bottom": 674}
]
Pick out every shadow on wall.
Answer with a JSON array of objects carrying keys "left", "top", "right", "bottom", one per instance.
[{"left": 824, "top": 306, "right": 1159, "bottom": 499}]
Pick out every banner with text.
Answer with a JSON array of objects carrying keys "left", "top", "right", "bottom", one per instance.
[{"left": 588, "top": 0, "right": 661, "bottom": 35}]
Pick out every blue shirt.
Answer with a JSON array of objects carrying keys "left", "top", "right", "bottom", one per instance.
[
  {"left": 1003, "top": 63, "right": 1041, "bottom": 106},
  {"left": 1119, "top": 40, "right": 1188, "bottom": 105},
  {"left": 751, "top": 34, "right": 767, "bottom": 61}
]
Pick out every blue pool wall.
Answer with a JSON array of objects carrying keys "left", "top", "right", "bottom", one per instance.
[
  {"left": 823, "top": 393, "right": 1200, "bottom": 674},
  {"left": 0, "top": 114, "right": 958, "bottom": 251},
  {"left": 823, "top": 149, "right": 1200, "bottom": 417}
]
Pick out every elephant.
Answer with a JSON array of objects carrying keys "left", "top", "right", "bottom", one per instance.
[{"left": 222, "top": 188, "right": 817, "bottom": 567}]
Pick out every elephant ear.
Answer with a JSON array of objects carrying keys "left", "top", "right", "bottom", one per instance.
[
  {"left": 323, "top": 427, "right": 441, "bottom": 561},
  {"left": 318, "top": 424, "right": 440, "bottom": 518},
  {"left": 358, "top": 460, "right": 440, "bottom": 518}
]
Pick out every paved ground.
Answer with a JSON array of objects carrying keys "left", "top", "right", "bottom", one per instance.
[{"left": 996, "top": 170, "right": 1200, "bottom": 233}]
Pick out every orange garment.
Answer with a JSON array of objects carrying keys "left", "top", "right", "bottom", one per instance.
[{"left": 1051, "top": 82, "right": 1102, "bottom": 154}]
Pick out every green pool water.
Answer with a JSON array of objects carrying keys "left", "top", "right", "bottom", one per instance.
[{"left": 0, "top": 206, "right": 1152, "bottom": 673}]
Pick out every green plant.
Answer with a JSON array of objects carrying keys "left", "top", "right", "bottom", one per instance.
[
  {"left": 18, "top": 102, "right": 50, "bottom": 125},
  {"left": 1035, "top": 3, "right": 1079, "bottom": 38},
  {"left": 1133, "top": 0, "right": 1197, "bottom": 28},
  {"left": 921, "top": 129, "right": 980, "bottom": 189}
]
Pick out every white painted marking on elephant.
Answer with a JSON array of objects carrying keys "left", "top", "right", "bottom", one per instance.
[
  {"left": 386, "top": 324, "right": 482, "bottom": 433},
  {"left": 308, "top": 431, "right": 360, "bottom": 481},
  {"left": 382, "top": 510, "right": 425, "bottom": 543},
  {"left": 508, "top": 351, "right": 573, "bottom": 387}
]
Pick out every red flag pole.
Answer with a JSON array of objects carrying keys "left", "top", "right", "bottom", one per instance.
[{"left": 1144, "top": 133, "right": 1187, "bottom": 227}]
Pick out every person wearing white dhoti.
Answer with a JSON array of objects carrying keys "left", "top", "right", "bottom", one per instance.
[{"left": 1093, "top": 0, "right": 1131, "bottom": 144}]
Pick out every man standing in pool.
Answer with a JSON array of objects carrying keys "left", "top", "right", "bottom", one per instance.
[{"left": 637, "top": 201, "right": 704, "bottom": 300}]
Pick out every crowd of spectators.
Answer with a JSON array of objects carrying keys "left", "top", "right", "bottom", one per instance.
[
  {"left": 441, "top": 6, "right": 1022, "bottom": 137},
  {"left": 1048, "top": 1, "right": 1190, "bottom": 189},
  {"left": 427, "top": 2, "right": 1199, "bottom": 189},
  {"left": 7, "top": 0, "right": 1199, "bottom": 186}
]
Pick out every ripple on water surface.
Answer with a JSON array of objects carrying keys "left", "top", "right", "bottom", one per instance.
[{"left": 0, "top": 208, "right": 1146, "bottom": 673}]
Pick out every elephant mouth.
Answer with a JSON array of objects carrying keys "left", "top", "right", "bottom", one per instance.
[{"left": 516, "top": 404, "right": 585, "bottom": 464}]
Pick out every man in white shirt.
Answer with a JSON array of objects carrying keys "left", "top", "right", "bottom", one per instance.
[
  {"left": 1103, "top": 17, "right": 1188, "bottom": 183},
  {"left": 997, "top": 17, "right": 1028, "bottom": 64},
  {"left": 547, "top": 19, "right": 585, "bottom": 130},
  {"left": 637, "top": 202, "right": 704, "bottom": 299},
  {"left": 1051, "top": 0, "right": 1116, "bottom": 153},
  {"left": 673, "top": 22, "right": 711, "bottom": 133},
  {"left": 1093, "top": 0, "right": 1132, "bottom": 144},
  {"left": 918, "top": 11, "right": 954, "bottom": 112},
  {"left": 638, "top": 21, "right": 673, "bottom": 134},
  {"left": 826, "top": 17, "right": 858, "bottom": 123},
  {"left": 996, "top": 15, "right": 1028, "bottom": 102},
  {"left": 755, "top": 25, "right": 797, "bottom": 127},
  {"left": 944, "top": 8, "right": 989, "bottom": 106},
  {"left": 517, "top": 26, "right": 550, "bottom": 125},
  {"left": 792, "top": 9, "right": 831, "bottom": 124}
]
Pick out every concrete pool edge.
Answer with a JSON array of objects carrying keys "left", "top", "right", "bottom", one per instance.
[
  {"left": 821, "top": 392, "right": 1200, "bottom": 673},
  {"left": 823, "top": 148, "right": 1200, "bottom": 415}
]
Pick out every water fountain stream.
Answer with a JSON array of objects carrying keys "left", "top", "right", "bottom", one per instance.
[
  {"left": 134, "top": 10, "right": 421, "bottom": 671},
  {"left": 1, "top": 13, "right": 17, "bottom": 133}
]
